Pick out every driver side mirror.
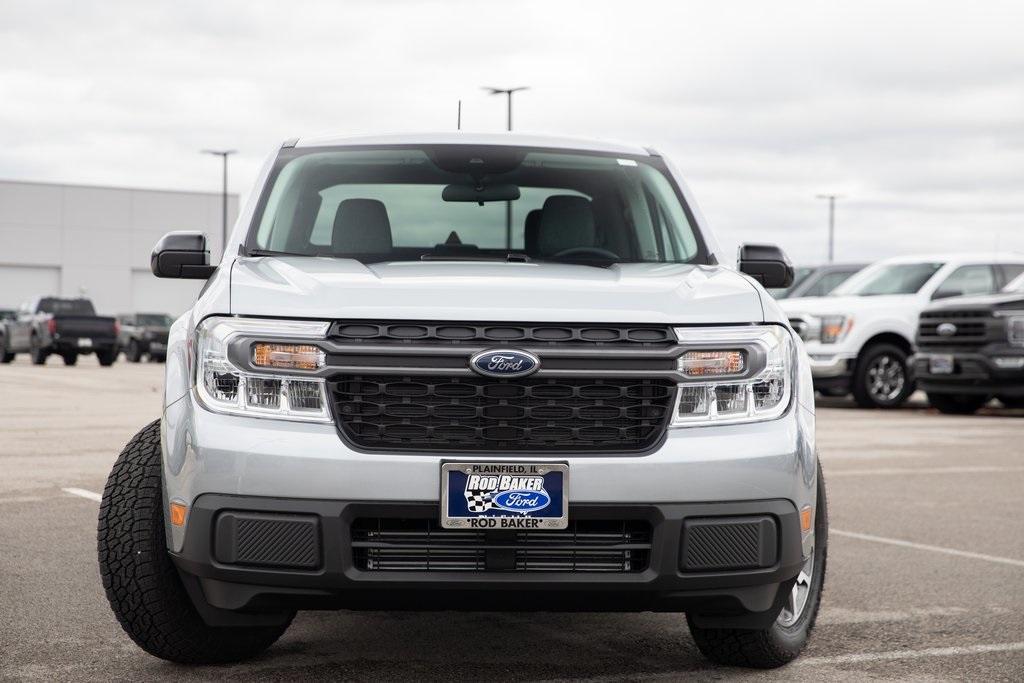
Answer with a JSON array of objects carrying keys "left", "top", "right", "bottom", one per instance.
[
  {"left": 737, "top": 243, "right": 795, "bottom": 288},
  {"left": 931, "top": 289, "right": 962, "bottom": 301},
  {"left": 151, "top": 231, "right": 217, "bottom": 279}
]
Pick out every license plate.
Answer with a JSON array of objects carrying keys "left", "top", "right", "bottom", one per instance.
[
  {"left": 441, "top": 462, "right": 568, "bottom": 530},
  {"left": 77, "top": 338, "right": 92, "bottom": 348},
  {"left": 929, "top": 354, "right": 954, "bottom": 374}
]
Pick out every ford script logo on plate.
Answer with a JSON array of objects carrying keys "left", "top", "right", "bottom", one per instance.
[{"left": 469, "top": 349, "right": 540, "bottom": 378}]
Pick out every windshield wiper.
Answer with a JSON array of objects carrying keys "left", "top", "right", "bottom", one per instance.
[{"left": 246, "top": 248, "right": 324, "bottom": 258}]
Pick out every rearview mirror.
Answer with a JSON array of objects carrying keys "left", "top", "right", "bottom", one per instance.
[
  {"left": 737, "top": 243, "right": 795, "bottom": 289},
  {"left": 442, "top": 183, "right": 521, "bottom": 203},
  {"left": 151, "top": 231, "right": 217, "bottom": 279}
]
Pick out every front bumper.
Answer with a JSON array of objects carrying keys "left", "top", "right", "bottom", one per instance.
[
  {"left": 171, "top": 495, "right": 804, "bottom": 628},
  {"left": 161, "top": 389, "right": 817, "bottom": 624},
  {"left": 913, "top": 350, "right": 1024, "bottom": 396}
]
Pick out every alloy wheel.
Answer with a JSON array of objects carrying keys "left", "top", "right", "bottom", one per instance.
[
  {"left": 777, "top": 553, "right": 814, "bottom": 627},
  {"left": 866, "top": 354, "right": 905, "bottom": 402}
]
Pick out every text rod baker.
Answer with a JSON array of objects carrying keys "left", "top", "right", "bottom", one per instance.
[{"left": 97, "top": 133, "right": 825, "bottom": 670}]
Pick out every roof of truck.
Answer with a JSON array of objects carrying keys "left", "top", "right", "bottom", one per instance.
[
  {"left": 876, "top": 252, "right": 1024, "bottom": 264},
  {"left": 290, "top": 131, "right": 654, "bottom": 156}
]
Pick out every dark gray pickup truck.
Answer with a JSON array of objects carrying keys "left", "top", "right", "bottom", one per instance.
[{"left": 1, "top": 297, "right": 119, "bottom": 366}]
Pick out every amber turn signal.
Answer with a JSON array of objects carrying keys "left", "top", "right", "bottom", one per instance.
[
  {"left": 169, "top": 502, "right": 187, "bottom": 527},
  {"left": 252, "top": 343, "right": 325, "bottom": 370},
  {"left": 800, "top": 505, "right": 813, "bottom": 532},
  {"left": 679, "top": 350, "right": 745, "bottom": 377}
]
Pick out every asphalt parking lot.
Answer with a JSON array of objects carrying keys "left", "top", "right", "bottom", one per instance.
[{"left": 1, "top": 356, "right": 1022, "bottom": 681}]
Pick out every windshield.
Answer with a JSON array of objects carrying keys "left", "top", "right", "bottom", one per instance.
[
  {"left": 38, "top": 298, "right": 96, "bottom": 315},
  {"left": 767, "top": 267, "right": 814, "bottom": 298},
  {"left": 248, "top": 146, "right": 706, "bottom": 265},
  {"left": 0, "top": 309, "right": 15, "bottom": 321},
  {"left": 832, "top": 262, "right": 943, "bottom": 296},
  {"left": 1005, "top": 273, "right": 1024, "bottom": 293},
  {"left": 136, "top": 314, "right": 173, "bottom": 326}
]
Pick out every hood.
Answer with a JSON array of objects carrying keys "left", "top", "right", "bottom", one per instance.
[
  {"left": 924, "top": 291, "right": 1024, "bottom": 312},
  {"left": 779, "top": 294, "right": 916, "bottom": 317},
  {"left": 229, "top": 257, "right": 764, "bottom": 324}
]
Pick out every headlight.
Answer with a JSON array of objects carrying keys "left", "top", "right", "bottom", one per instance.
[
  {"left": 671, "top": 325, "right": 794, "bottom": 426},
  {"left": 1007, "top": 316, "right": 1024, "bottom": 347},
  {"left": 195, "top": 317, "right": 332, "bottom": 422},
  {"left": 791, "top": 314, "right": 852, "bottom": 344}
]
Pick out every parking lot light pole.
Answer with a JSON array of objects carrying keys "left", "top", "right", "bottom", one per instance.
[
  {"left": 482, "top": 87, "right": 529, "bottom": 247},
  {"left": 202, "top": 149, "right": 236, "bottom": 258},
  {"left": 816, "top": 194, "right": 842, "bottom": 263}
]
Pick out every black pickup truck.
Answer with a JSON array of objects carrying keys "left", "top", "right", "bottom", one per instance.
[
  {"left": 914, "top": 275, "right": 1024, "bottom": 414},
  {"left": 2, "top": 297, "right": 119, "bottom": 366}
]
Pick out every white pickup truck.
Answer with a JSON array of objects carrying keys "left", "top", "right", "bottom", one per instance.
[{"left": 780, "top": 254, "right": 1024, "bottom": 408}]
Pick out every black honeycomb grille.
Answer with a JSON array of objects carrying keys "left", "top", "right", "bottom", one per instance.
[
  {"left": 329, "top": 321, "right": 675, "bottom": 348},
  {"left": 331, "top": 375, "right": 676, "bottom": 452}
]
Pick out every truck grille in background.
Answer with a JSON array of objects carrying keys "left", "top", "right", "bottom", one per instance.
[
  {"left": 331, "top": 376, "right": 676, "bottom": 452},
  {"left": 918, "top": 309, "right": 993, "bottom": 346},
  {"left": 329, "top": 321, "right": 676, "bottom": 348},
  {"left": 351, "top": 518, "right": 652, "bottom": 573}
]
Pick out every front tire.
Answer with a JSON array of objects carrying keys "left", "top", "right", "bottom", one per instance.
[
  {"left": 98, "top": 420, "right": 293, "bottom": 664},
  {"left": 928, "top": 392, "right": 989, "bottom": 415},
  {"left": 29, "top": 336, "right": 48, "bottom": 365},
  {"left": 126, "top": 339, "right": 142, "bottom": 363},
  {"left": 687, "top": 462, "right": 828, "bottom": 669},
  {"left": 852, "top": 343, "right": 914, "bottom": 409},
  {"left": 997, "top": 395, "right": 1024, "bottom": 409}
]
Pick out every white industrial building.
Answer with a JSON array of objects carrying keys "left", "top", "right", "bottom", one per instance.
[{"left": 0, "top": 179, "right": 238, "bottom": 316}]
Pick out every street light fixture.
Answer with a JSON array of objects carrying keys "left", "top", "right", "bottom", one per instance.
[
  {"left": 482, "top": 86, "right": 529, "bottom": 131},
  {"left": 816, "top": 194, "right": 843, "bottom": 263},
  {"left": 202, "top": 149, "right": 236, "bottom": 258}
]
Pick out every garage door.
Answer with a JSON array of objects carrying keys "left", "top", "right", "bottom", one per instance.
[
  {"left": 0, "top": 265, "right": 61, "bottom": 308},
  {"left": 130, "top": 269, "right": 204, "bottom": 317}
]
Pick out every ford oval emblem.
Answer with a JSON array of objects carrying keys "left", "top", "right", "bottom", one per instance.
[
  {"left": 469, "top": 349, "right": 540, "bottom": 378},
  {"left": 491, "top": 489, "right": 551, "bottom": 513},
  {"left": 936, "top": 322, "right": 958, "bottom": 337}
]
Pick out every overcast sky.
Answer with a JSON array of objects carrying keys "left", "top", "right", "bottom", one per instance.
[{"left": 2, "top": 0, "right": 1023, "bottom": 263}]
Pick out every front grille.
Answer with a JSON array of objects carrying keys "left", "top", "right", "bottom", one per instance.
[
  {"left": 331, "top": 375, "right": 676, "bottom": 452},
  {"left": 328, "top": 320, "right": 676, "bottom": 348},
  {"left": 351, "top": 518, "right": 652, "bottom": 572},
  {"left": 918, "top": 309, "right": 993, "bottom": 346}
]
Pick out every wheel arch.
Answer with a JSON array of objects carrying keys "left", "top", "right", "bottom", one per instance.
[{"left": 855, "top": 332, "right": 913, "bottom": 364}]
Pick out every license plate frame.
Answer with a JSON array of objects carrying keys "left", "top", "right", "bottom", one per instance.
[
  {"left": 440, "top": 462, "right": 569, "bottom": 530},
  {"left": 929, "top": 354, "right": 954, "bottom": 375},
  {"left": 77, "top": 338, "right": 93, "bottom": 348}
]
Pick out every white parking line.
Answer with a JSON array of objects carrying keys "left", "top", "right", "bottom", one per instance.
[
  {"left": 829, "top": 466, "right": 1024, "bottom": 477},
  {"left": 61, "top": 487, "right": 102, "bottom": 503},
  {"left": 796, "top": 641, "right": 1024, "bottom": 666},
  {"left": 833, "top": 529, "right": 1024, "bottom": 568}
]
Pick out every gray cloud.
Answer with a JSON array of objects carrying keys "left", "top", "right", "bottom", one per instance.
[{"left": 1, "top": 0, "right": 1022, "bottom": 264}]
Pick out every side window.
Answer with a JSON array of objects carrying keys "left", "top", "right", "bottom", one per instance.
[
  {"left": 810, "top": 271, "right": 856, "bottom": 296},
  {"left": 1000, "top": 264, "right": 1024, "bottom": 287},
  {"left": 933, "top": 265, "right": 997, "bottom": 298}
]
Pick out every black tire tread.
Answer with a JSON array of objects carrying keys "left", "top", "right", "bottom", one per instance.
[
  {"left": 97, "top": 420, "right": 290, "bottom": 664},
  {"left": 852, "top": 342, "right": 913, "bottom": 409}
]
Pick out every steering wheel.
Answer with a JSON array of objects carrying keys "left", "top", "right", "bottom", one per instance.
[{"left": 551, "top": 246, "right": 621, "bottom": 260}]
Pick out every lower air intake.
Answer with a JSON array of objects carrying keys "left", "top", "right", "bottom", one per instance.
[{"left": 680, "top": 516, "right": 778, "bottom": 571}]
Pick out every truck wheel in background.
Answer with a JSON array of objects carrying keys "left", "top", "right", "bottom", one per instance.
[
  {"left": 852, "top": 343, "right": 914, "bottom": 409},
  {"left": 997, "top": 396, "right": 1024, "bottom": 409},
  {"left": 62, "top": 352, "right": 78, "bottom": 366},
  {"left": 98, "top": 420, "right": 294, "bottom": 664},
  {"left": 29, "top": 335, "right": 48, "bottom": 365},
  {"left": 0, "top": 337, "right": 13, "bottom": 363},
  {"left": 687, "top": 459, "right": 828, "bottom": 669},
  {"left": 126, "top": 340, "right": 142, "bottom": 363},
  {"left": 928, "top": 393, "right": 990, "bottom": 415},
  {"left": 96, "top": 348, "right": 118, "bottom": 367}
]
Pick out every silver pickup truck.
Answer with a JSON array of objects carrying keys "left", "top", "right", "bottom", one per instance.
[{"left": 97, "top": 133, "right": 825, "bottom": 670}]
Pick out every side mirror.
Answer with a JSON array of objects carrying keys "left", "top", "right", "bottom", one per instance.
[
  {"left": 737, "top": 243, "right": 795, "bottom": 288},
  {"left": 151, "top": 232, "right": 217, "bottom": 279},
  {"left": 932, "top": 289, "right": 962, "bottom": 301}
]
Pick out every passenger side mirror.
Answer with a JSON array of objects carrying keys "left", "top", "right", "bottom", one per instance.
[
  {"left": 932, "top": 289, "right": 962, "bottom": 301},
  {"left": 737, "top": 243, "right": 795, "bottom": 289},
  {"left": 151, "top": 232, "right": 217, "bottom": 279}
]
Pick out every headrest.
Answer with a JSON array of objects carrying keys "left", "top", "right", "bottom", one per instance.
[
  {"left": 332, "top": 199, "right": 393, "bottom": 254},
  {"left": 536, "top": 195, "right": 596, "bottom": 256},
  {"left": 523, "top": 209, "right": 542, "bottom": 254}
]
